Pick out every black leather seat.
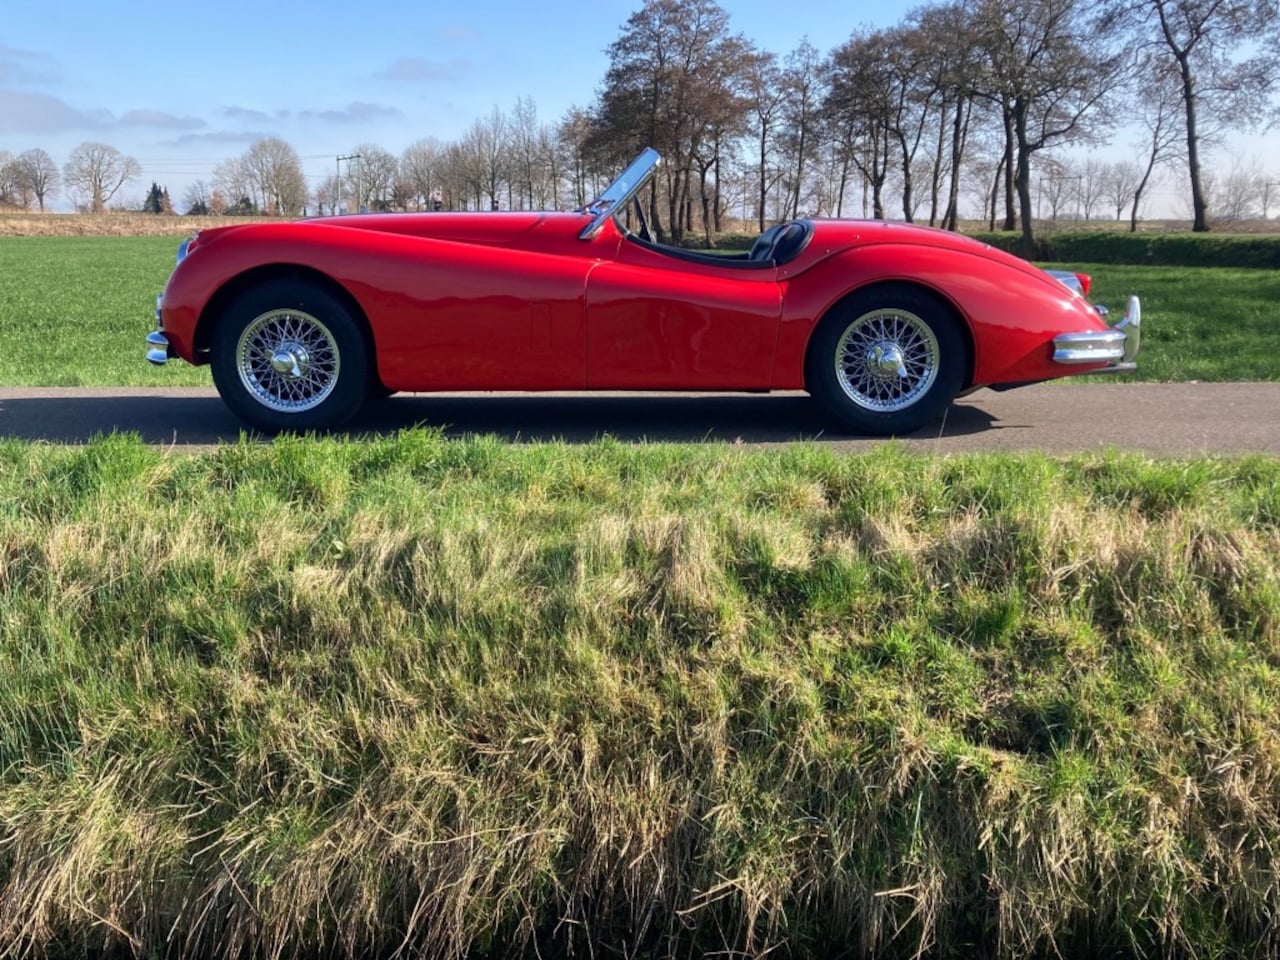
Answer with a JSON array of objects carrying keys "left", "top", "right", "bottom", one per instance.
[
  {"left": 748, "top": 223, "right": 785, "bottom": 262},
  {"left": 747, "top": 220, "right": 811, "bottom": 265}
]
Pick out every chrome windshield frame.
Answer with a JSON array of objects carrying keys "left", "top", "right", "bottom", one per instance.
[{"left": 579, "top": 148, "right": 660, "bottom": 240}]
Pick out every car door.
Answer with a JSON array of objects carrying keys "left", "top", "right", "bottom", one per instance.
[
  {"left": 360, "top": 230, "right": 596, "bottom": 392},
  {"left": 584, "top": 241, "right": 783, "bottom": 390}
]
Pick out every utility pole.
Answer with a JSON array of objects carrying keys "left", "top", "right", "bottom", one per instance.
[
  {"left": 1264, "top": 181, "right": 1280, "bottom": 220},
  {"left": 337, "top": 153, "right": 361, "bottom": 214}
]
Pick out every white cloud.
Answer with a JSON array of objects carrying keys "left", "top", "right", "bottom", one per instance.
[
  {"left": 0, "top": 90, "right": 206, "bottom": 135},
  {"left": 297, "top": 101, "right": 403, "bottom": 124},
  {"left": 0, "top": 40, "right": 59, "bottom": 85},
  {"left": 374, "top": 57, "right": 467, "bottom": 83}
]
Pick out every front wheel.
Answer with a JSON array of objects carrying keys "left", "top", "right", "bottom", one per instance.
[
  {"left": 806, "top": 285, "right": 967, "bottom": 436},
  {"left": 210, "top": 279, "right": 370, "bottom": 432}
]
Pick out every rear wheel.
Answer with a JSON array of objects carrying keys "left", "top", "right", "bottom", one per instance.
[
  {"left": 210, "top": 279, "right": 369, "bottom": 432},
  {"left": 806, "top": 285, "right": 966, "bottom": 435}
]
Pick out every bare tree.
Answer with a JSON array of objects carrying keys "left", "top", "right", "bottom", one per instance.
[
  {"left": 183, "top": 179, "right": 212, "bottom": 215},
  {"left": 825, "top": 31, "right": 896, "bottom": 220},
  {"left": 1214, "top": 154, "right": 1266, "bottom": 221},
  {"left": 212, "top": 157, "right": 254, "bottom": 213},
  {"left": 1124, "top": 54, "right": 1184, "bottom": 230},
  {"left": 741, "top": 47, "right": 785, "bottom": 230},
  {"left": 1102, "top": 160, "right": 1143, "bottom": 219},
  {"left": 908, "top": 1, "right": 980, "bottom": 229},
  {"left": 1103, "top": 0, "right": 1280, "bottom": 231},
  {"left": 401, "top": 138, "right": 444, "bottom": 211},
  {"left": 16, "top": 149, "right": 59, "bottom": 212},
  {"left": 311, "top": 175, "right": 341, "bottom": 216},
  {"left": 62, "top": 142, "right": 140, "bottom": 213},
  {"left": 0, "top": 151, "right": 25, "bottom": 208},
  {"left": 348, "top": 143, "right": 398, "bottom": 211},
  {"left": 508, "top": 97, "right": 543, "bottom": 210},
  {"left": 244, "top": 138, "right": 308, "bottom": 216},
  {"left": 778, "top": 39, "right": 824, "bottom": 220},
  {"left": 1074, "top": 156, "right": 1109, "bottom": 220},
  {"left": 593, "top": 0, "right": 743, "bottom": 240},
  {"left": 968, "top": 0, "right": 1129, "bottom": 253}
]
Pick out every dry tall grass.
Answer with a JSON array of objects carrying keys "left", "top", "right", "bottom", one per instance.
[
  {"left": 0, "top": 213, "right": 284, "bottom": 237},
  {"left": 1, "top": 435, "right": 1278, "bottom": 958}
]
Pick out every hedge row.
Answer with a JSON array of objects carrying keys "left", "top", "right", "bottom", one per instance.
[
  {"left": 969, "top": 230, "right": 1280, "bottom": 268},
  {"left": 682, "top": 228, "right": 1280, "bottom": 267}
]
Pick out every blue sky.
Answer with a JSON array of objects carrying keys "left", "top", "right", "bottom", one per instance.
[
  {"left": 1, "top": 0, "right": 1274, "bottom": 214},
  {"left": 1, "top": 0, "right": 910, "bottom": 209}
]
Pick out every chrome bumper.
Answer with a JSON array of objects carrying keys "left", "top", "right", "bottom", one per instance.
[
  {"left": 146, "top": 295, "right": 172, "bottom": 365},
  {"left": 146, "top": 330, "right": 170, "bottom": 365},
  {"left": 1052, "top": 295, "right": 1141, "bottom": 372}
]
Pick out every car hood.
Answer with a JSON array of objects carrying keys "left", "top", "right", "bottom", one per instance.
[{"left": 309, "top": 210, "right": 590, "bottom": 246}]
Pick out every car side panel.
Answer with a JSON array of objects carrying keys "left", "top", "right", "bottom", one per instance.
[
  {"left": 162, "top": 223, "right": 602, "bottom": 391},
  {"left": 585, "top": 242, "right": 782, "bottom": 389},
  {"left": 773, "top": 244, "right": 1116, "bottom": 389}
]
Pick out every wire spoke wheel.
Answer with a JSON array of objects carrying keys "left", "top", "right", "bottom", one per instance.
[
  {"left": 834, "top": 307, "right": 940, "bottom": 413},
  {"left": 236, "top": 309, "right": 341, "bottom": 413}
]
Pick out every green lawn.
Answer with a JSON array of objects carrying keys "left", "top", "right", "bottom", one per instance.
[
  {"left": 0, "top": 236, "right": 1275, "bottom": 386},
  {"left": 0, "top": 433, "right": 1278, "bottom": 958},
  {"left": 1055, "top": 262, "right": 1280, "bottom": 382},
  {"left": 0, "top": 235, "right": 211, "bottom": 386}
]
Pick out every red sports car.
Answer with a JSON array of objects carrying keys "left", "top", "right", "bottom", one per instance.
[{"left": 147, "top": 148, "right": 1140, "bottom": 435}]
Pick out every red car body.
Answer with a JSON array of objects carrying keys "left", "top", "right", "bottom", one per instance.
[{"left": 148, "top": 149, "right": 1139, "bottom": 434}]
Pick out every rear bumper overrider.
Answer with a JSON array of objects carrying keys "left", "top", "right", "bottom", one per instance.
[{"left": 1052, "top": 295, "right": 1141, "bottom": 373}]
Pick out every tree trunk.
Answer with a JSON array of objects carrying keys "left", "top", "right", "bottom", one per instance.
[
  {"left": 1001, "top": 104, "right": 1017, "bottom": 231},
  {"left": 699, "top": 164, "right": 714, "bottom": 248},
  {"left": 1178, "top": 55, "right": 1209, "bottom": 232},
  {"left": 899, "top": 131, "right": 915, "bottom": 223},
  {"left": 943, "top": 97, "right": 970, "bottom": 232},
  {"left": 929, "top": 102, "right": 947, "bottom": 226},
  {"left": 1014, "top": 104, "right": 1036, "bottom": 257}
]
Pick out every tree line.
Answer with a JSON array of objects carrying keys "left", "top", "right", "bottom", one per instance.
[{"left": 3, "top": 0, "right": 1276, "bottom": 250}]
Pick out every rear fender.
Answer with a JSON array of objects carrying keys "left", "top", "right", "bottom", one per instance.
[{"left": 773, "top": 244, "right": 1107, "bottom": 389}]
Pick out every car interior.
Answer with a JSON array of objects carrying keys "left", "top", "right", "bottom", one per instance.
[{"left": 621, "top": 216, "right": 815, "bottom": 270}]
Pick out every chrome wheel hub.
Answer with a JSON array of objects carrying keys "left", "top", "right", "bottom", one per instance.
[
  {"left": 867, "top": 342, "right": 907, "bottom": 378},
  {"left": 270, "top": 343, "right": 308, "bottom": 378},
  {"left": 835, "top": 308, "right": 940, "bottom": 412},
  {"left": 237, "top": 310, "right": 340, "bottom": 413}
]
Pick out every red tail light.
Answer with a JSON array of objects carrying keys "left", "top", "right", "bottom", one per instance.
[{"left": 1074, "top": 272, "right": 1092, "bottom": 297}]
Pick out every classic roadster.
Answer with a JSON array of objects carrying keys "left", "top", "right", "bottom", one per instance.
[{"left": 146, "top": 148, "right": 1140, "bottom": 435}]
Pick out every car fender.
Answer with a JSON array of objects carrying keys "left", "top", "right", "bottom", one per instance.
[
  {"left": 162, "top": 222, "right": 603, "bottom": 389},
  {"left": 771, "top": 242, "right": 1111, "bottom": 389}
]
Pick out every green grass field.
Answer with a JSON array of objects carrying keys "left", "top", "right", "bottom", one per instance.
[
  {"left": 0, "top": 235, "right": 1277, "bottom": 386},
  {"left": 1, "top": 433, "right": 1279, "bottom": 958},
  {"left": 2, "top": 234, "right": 1279, "bottom": 959}
]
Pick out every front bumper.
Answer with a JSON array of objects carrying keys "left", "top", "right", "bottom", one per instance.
[
  {"left": 146, "top": 295, "right": 174, "bottom": 365},
  {"left": 1052, "top": 295, "right": 1141, "bottom": 372}
]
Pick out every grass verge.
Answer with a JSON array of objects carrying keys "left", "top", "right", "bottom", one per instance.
[
  {"left": 1, "top": 433, "right": 1279, "bottom": 958},
  {"left": 0, "top": 237, "right": 1277, "bottom": 386}
]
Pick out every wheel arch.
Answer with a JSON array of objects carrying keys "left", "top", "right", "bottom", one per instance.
[
  {"left": 801, "top": 279, "right": 976, "bottom": 393},
  {"left": 193, "top": 264, "right": 378, "bottom": 375}
]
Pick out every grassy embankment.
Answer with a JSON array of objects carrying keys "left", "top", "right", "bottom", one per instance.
[
  {"left": 1, "top": 235, "right": 1278, "bottom": 385},
  {"left": 1, "top": 433, "right": 1279, "bottom": 958}
]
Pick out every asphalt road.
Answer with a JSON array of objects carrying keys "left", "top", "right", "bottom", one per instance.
[{"left": 1, "top": 382, "right": 1278, "bottom": 456}]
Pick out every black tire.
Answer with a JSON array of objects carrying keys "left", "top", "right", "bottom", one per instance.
[
  {"left": 806, "top": 284, "right": 967, "bottom": 436},
  {"left": 210, "top": 279, "right": 370, "bottom": 433}
]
